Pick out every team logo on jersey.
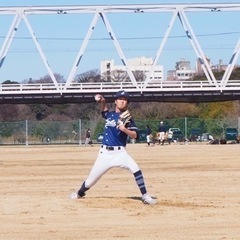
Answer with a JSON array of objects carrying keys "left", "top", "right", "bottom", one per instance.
[{"left": 105, "top": 118, "right": 116, "bottom": 128}]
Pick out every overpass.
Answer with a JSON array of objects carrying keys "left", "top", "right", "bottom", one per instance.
[
  {"left": 0, "top": 3, "right": 240, "bottom": 103},
  {"left": 1, "top": 80, "right": 240, "bottom": 104}
]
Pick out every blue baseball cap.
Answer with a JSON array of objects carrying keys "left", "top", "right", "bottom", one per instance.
[{"left": 115, "top": 90, "right": 130, "bottom": 102}]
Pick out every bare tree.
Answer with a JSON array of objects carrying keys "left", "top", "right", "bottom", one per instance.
[
  {"left": 101, "top": 69, "right": 129, "bottom": 82},
  {"left": 26, "top": 73, "right": 65, "bottom": 84},
  {"left": 101, "top": 69, "right": 146, "bottom": 83},
  {"left": 74, "top": 69, "right": 100, "bottom": 83},
  {"left": 133, "top": 70, "right": 146, "bottom": 82}
]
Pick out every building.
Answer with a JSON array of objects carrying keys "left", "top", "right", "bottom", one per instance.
[
  {"left": 100, "top": 57, "right": 163, "bottom": 83},
  {"left": 167, "top": 58, "right": 196, "bottom": 81},
  {"left": 196, "top": 58, "right": 229, "bottom": 74}
]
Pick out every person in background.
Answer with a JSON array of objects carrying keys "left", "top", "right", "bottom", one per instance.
[
  {"left": 146, "top": 125, "right": 152, "bottom": 146},
  {"left": 157, "top": 121, "right": 166, "bottom": 145},
  {"left": 166, "top": 129, "right": 173, "bottom": 144},
  {"left": 85, "top": 128, "right": 93, "bottom": 146},
  {"left": 208, "top": 134, "right": 214, "bottom": 144}
]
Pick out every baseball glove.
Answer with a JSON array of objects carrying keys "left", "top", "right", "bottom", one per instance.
[{"left": 116, "top": 110, "right": 132, "bottom": 128}]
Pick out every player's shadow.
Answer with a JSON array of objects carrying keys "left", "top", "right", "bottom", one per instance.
[
  {"left": 127, "top": 196, "right": 157, "bottom": 202},
  {"left": 94, "top": 196, "right": 143, "bottom": 203},
  {"left": 127, "top": 196, "right": 142, "bottom": 202},
  {"left": 93, "top": 196, "right": 157, "bottom": 203}
]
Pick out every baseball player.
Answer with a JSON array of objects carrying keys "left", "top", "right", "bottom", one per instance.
[
  {"left": 71, "top": 90, "right": 157, "bottom": 205},
  {"left": 84, "top": 128, "right": 93, "bottom": 146},
  {"left": 146, "top": 125, "right": 152, "bottom": 146},
  {"left": 157, "top": 121, "right": 166, "bottom": 145}
]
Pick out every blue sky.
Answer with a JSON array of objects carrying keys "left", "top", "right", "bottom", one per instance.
[{"left": 0, "top": 0, "right": 240, "bottom": 83}]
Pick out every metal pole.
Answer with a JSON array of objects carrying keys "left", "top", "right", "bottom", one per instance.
[
  {"left": 25, "top": 119, "right": 28, "bottom": 146},
  {"left": 238, "top": 116, "right": 240, "bottom": 134},
  {"left": 79, "top": 119, "right": 82, "bottom": 146},
  {"left": 185, "top": 117, "right": 187, "bottom": 139}
]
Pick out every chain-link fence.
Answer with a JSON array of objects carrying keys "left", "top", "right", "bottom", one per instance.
[
  {"left": 135, "top": 117, "right": 240, "bottom": 140},
  {"left": 0, "top": 120, "right": 100, "bottom": 145},
  {"left": 0, "top": 117, "right": 239, "bottom": 145}
]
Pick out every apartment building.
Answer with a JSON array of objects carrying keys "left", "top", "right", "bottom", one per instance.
[
  {"left": 100, "top": 57, "right": 163, "bottom": 83},
  {"left": 167, "top": 59, "right": 196, "bottom": 81}
]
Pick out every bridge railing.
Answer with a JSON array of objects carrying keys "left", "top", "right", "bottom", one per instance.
[
  {"left": 1, "top": 80, "right": 240, "bottom": 94},
  {"left": 223, "top": 80, "right": 240, "bottom": 89},
  {"left": 0, "top": 83, "right": 62, "bottom": 93}
]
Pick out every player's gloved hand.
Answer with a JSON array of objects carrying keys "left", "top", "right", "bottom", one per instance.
[{"left": 116, "top": 110, "right": 132, "bottom": 129}]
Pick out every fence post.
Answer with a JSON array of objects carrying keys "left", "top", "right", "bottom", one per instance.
[
  {"left": 238, "top": 117, "right": 240, "bottom": 133},
  {"left": 25, "top": 119, "right": 29, "bottom": 146},
  {"left": 79, "top": 119, "right": 82, "bottom": 146},
  {"left": 184, "top": 117, "right": 188, "bottom": 139}
]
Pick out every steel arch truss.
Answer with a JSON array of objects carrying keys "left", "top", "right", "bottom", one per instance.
[{"left": 0, "top": 3, "right": 240, "bottom": 91}]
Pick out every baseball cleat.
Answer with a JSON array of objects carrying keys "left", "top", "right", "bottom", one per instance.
[{"left": 142, "top": 193, "right": 157, "bottom": 205}]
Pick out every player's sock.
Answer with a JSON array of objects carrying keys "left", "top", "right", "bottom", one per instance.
[
  {"left": 133, "top": 170, "right": 147, "bottom": 195},
  {"left": 77, "top": 181, "right": 89, "bottom": 197}
]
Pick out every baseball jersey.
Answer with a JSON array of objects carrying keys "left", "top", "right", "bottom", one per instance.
[
  {"left": 158, "top": 125, "right": 166, "bottom": 132},
  {"left": 101, "top": 110, "right": 138, "bottom": 146}
]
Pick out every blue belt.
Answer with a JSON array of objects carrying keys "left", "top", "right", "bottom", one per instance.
[{"left": 101, "top": 145, "right": 121, "bottom": 151}]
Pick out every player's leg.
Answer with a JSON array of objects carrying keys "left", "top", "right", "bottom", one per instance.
[
  {"left": 112, "top": 150, "right": 157, "bottom": 204},
  {"left": 132, "top": 167, "right": 157, "bottom": 204},
  {"left": 85, "top": 137, "right": 89, "bottom": 146},
  {"left": 146, "top": 135, "right": 150, "bottom": 146},
  {"left": 77, "top": 149, "right": 112, "bottom": 197},
  {"left": 160, "top": 132, "right": 164, "bottom": 145}
]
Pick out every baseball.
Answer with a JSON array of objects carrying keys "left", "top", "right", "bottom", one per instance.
[{"left": 94, "top": 95, "right": 101, "bottom": 102}]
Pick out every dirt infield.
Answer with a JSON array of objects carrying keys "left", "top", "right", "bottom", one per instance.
[{"left": 0, "top": 143, "right": 240, "bottom": 240}]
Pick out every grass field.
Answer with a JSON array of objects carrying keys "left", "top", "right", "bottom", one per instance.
[{"left": 0, "top": 143, "right": 240, "bottom": 240}]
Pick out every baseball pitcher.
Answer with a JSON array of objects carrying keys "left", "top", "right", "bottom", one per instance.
[{"left": 71, "top": 90, "right": 157, "bottom": 205}]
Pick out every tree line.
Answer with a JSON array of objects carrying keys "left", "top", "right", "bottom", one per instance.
[{"left": 0, "top": 68, "right": 240, "bottom": 123}]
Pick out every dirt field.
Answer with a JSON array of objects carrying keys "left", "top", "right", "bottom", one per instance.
[{"left": 0, "top": 143, "right": 240, "bottom": 240}]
